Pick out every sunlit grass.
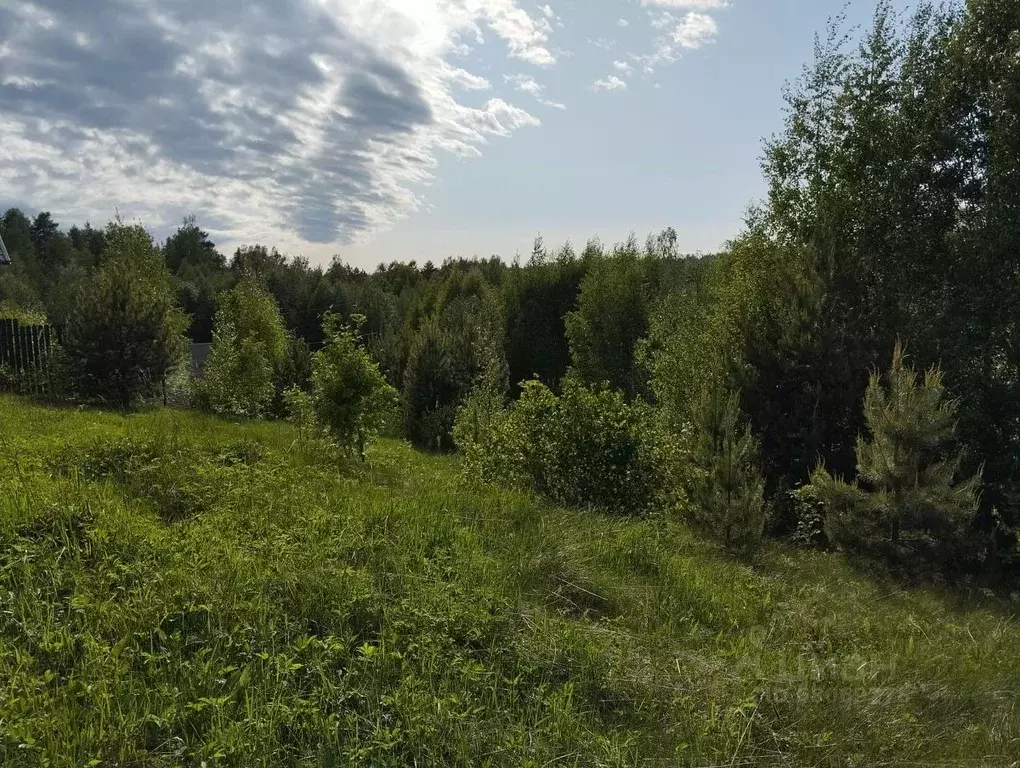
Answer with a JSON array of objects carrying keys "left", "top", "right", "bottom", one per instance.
[{"left": 1, "top": 395, "right": 1017, "bottom": 766}]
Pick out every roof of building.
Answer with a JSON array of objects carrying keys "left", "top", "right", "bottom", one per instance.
[{"left": 0, "top": 233, "right": 10, "bottom": 266}]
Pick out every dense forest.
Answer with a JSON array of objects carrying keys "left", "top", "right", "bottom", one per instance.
[{"left": 2, "top": 0, "right": 1018, "bottom": 583}]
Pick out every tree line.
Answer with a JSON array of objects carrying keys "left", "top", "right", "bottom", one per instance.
[{"left": 1, "top": 0, "right": 1017, "bottom": 583}]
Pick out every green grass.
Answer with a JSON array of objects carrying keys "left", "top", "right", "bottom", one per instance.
[{"left": 1, "top": 395, "right": 1018, "bottom": 767}]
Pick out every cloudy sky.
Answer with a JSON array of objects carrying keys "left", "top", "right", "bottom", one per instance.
[{"left": 0, "top": 0, "right": 894, "bottom": 268}]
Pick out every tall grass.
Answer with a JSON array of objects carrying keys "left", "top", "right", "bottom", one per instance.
[{"left": 1, "top": 395, "right": 1017, "bottom": 766}]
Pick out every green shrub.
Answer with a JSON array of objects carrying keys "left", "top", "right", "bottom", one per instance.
[
  {"left": 198, "top": 279, "right": 288, "bottom": 418},
  {"left": 200, "top": 331, "right": 276, "bottom": 417},
  {"left": 811, "top": 344, "right": 982, "bottom": 573},
  {"left": 282, "top": 385, "right": 316, "bottom": 438},
  {"left": 456, "top": 376, "right": 656, "bottom": 513},
  {"left": 789, "top": 483, "right": 827, "bottom": 547},
  {"left": 451, "top": 361, "right": 506, "bottom": 460},
  {"left": 310, "top": 313, "right": 398, "bottom": 459}
]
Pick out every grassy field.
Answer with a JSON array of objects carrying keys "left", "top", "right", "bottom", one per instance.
[{"left": 1, "top": 395, "right": 1018, "bottom": 766}]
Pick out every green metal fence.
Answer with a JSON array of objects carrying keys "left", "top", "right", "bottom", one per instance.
[{"left": 0, "top": 318, "right": 59, "bottom": 395}]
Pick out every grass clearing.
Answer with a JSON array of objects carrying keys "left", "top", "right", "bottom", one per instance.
[{"left": 1, "top": 395, "right": 1018, "bottom": 766}]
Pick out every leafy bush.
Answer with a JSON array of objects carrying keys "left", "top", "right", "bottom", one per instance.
[
  {"left": 789, "top": 484, "right": 827, "bottom": 548},
  {"left": 450, "top": 350, "right": 507, "bottom": 459},
  {"left": 63, "top": 223, "right": 187, "bottom": 406},
  {"left": 198, "top": 279, "right": 288, "bottom": 417},
  {"left": 310, "top": 313, "right": 398, "bottom": 458},
  {"left": 811, "top": 345, "right": 983, "bottom": 573},
  {"left": 685, "top": 387, "right": 766, "bottom": 556},
  {"left": 456, "top": 376, "right": 656, "bottom": 513},
  {"left": 282, "top": 385, "right": 316, "bottom": 438},
  {"left": 200, "top": 331, "right": 276, "bottom": 417}
]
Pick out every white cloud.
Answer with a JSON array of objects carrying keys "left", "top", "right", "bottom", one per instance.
[
  {"left": 444, "top": 64, "right": 492, "bottom": 90},
  {"left": 460, "top": 98, "right": 541, "bottom": 138},
  {"left": 672, "top": 12, "right": 718, "bottom": 48},
  {"left": 480, "top": 1, "right": 557, "bottom": 66},
  {"left": 505, "top": 73, "right": 543, "bottom": 94},
  {"left": 0, "top": 0, "right": 554, "bottom": 251},
  {"left": 629, "top": 9, "right": 720, "bottom": 74},
  {"left": 539, "top": 98, "right": 567, "bottom": 110},
  {"left": 0, "top": 0, "right": 727, "bottom": 254},
  {"left": 639, "top": 0, "right": 727, "bottom": 8},
  {"left": 592, "top": 75, "right": 627, "bottom": 92},
  {"left": 505, "top": 73, "right": 566, "bottom": 109},
  {"left": 650, "top": 12, "right": 678, "bottom": 30}
]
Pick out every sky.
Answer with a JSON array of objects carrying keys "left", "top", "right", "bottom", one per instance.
[{"left": 0, "top": 0, "right": 899, "bottom": 269}]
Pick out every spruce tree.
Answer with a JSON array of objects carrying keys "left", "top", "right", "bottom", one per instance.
[{"left": 402, "top": 319, "right": 458, "bottom": 452}]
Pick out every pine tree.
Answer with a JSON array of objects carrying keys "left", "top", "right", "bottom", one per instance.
[
  {"left": 812, "top": 344, "right": 982, "bottom": 571},
  {"left": 688, "top": 386, "right": 766, "bottom": 556},
  {"left": 64, "top": 223, "right": 187, "bottom": 406}
]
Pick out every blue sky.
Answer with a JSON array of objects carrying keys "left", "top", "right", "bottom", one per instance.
[{"left": 0, "top": 0, "right": 902, "bottom": 269}]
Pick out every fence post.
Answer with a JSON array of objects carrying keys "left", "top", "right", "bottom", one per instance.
[
  {"left": 35, "top": 325, "right": 44, "bottom": 396},
  {"left": 29, "top": 324, "right": 36, "bottom": 395},
  {"left": 21, "top": 322, "right": 29, "bottom": 396},
  {"left": 44, "top": 325, "right": 51, "bottom": 395},
  {"left": 22, "top": 322, "right": 30, "bottom": 396},
  {"left": 15, "top": 321, "right": 23, "bottom": 395}
]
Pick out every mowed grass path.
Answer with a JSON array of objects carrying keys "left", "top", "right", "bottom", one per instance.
[{"left": 1, "top": 395, "right": 1018, "bottom": 766}]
